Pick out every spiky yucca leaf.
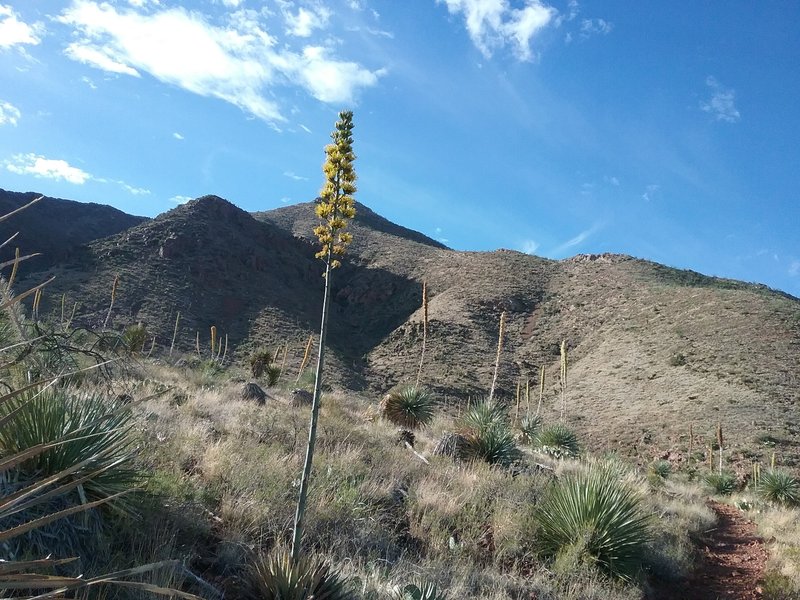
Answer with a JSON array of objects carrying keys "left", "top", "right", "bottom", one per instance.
[
  {"left": 758, "top": 470, "right": 800, "bottom": 507},
  {"left": 649, "top": 460, "right": 671, "bottom": 480},
  {"left": 247, "top": 551, "right": 354, "bottom": 600},
  {"left": 462, "top": 424, "right": 520, "bottom": 467},
  {"left": 517, "top": 414, "right": 542, "bottom": 444},
  {"left": 535, "top": 424, "right": 580, "bottom": 458},
  {"left": 536, "top": 466, "right": 651, "bottom": 581},
  {"left": 380, "top": 386, "right": 436, "bottom": 430},
  {"left": 392, "top": 581, "right": 447, "bottom": 600}
]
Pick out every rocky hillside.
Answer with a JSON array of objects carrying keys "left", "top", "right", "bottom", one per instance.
[{"left": 6, "top": 191, "right": 800, "bottom": 471}]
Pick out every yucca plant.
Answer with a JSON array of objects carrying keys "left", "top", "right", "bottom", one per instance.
[
  {"left": 380, "top": 386, "right": 436, "bottom": 430},
  {"left": 536, "top": 465, "right": 651, "bottom": 581},
  {"left": 392, "top": 581, "right": 447, "bottom": 600},
  {"left": 758, "top": 469, "right": 800, "bottom": 507},
  {"left": 246, "top": 550, "right": 354, "bottom": 600},
  {"left": 704, "top": 471, "right": 737, "bottom": 496},
  {"left": 458, "top": 399, "right": 519, "bottom": 467},
  {"left": 122, "top": 322, "right": 148, "bottom": 355},
  {"left": 649, "top": 460, "right": 671, "bottom": 481},
  {"left": 535, "top": 423, "right": 580, "bottom": 458},
  {"left": 250, "top": 349, "right": 274, "bottom": 379},
  {"left": 517, "top": 414, "right": 542, "bottom": 444}
]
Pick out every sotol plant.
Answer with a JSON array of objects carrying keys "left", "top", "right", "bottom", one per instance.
[
  {"left": 758, "top": 469, "right": 800, "bottom": 507},
  {"left": 535, "top": 423, "right": 580, "bottom": 458},
  {"left": 291, "top": 111, "right": 357, "bottom": 562},
  {"left": 381, "top": 386, "right": 436, "bottom": 430},
  {"left": 247, "top": 551, "right": 354, "bottom": 600},
  {"left": 536, "top": 465, "right": 652, "bottom": 581}
]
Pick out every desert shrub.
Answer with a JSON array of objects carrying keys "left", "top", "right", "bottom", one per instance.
[
  {"left": 462, "top": 424, "right": 520, "bottom": 467},
  {"left": 265, "top": 364, "right": 282, "bottom": 387},
  {"left": 392, "top": 581, "right": 447, "bottom": 600},
  {"left": 758, "top": 470, "right": 800, "bottom": 507},
  {"left": 668, "top": 353, "right": 687, "bottom": 367},
  {"left": 536, "top": 465, "right": 651, "bottom": 581},
  {"left": 535, "top": 424, "right": 580, "bottom": 458},
  {"left": 380, "top": 386, "right": 436, "bottom": 430},
  {"left": 704, "top": 472, "right": 737, "bottom": 496},
  {"left": 250, "top": 349, "right": 275, "bottom": 379},
  {"left": 517, "top": 414, "right": 542, "bottom": 444},
  {"left": 648, "top": 460, "right": 671, "bottom": 485},
  {"left": 460, "top": 399, "right": 507, "bottom": 432},
  {"left": 122, "top": 322, "right": 148, "bottom": 354},
  {"left": 245, "top": 550, "right": 354, "bottom": 600}
]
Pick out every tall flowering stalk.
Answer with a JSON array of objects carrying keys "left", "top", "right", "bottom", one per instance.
[{"left": 291, "top": 111, "right": 356, "bottom": 562}]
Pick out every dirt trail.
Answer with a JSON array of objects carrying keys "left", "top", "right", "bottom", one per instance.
[{"left": 652, "top": 501, "right": 769, "bottom": 599}]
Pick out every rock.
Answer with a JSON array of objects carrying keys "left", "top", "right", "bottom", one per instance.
[
  {"left": 291, "top": 389, "right": 313, "bottom": 407},
  {"left": 242, "top": 382, "right": 267, "bottom": 405}
]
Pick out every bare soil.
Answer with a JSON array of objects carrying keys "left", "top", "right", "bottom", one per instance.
[{"left": 653, "top": 501, "right": 768, "bottom": 600}]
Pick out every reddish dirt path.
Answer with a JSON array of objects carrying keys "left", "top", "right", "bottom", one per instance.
[{"left": 652, "top": 501, "right": 768, "bottom": 600}]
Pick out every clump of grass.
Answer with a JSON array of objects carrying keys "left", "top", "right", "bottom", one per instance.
[
  {"left": 704, "top": 471, "right": 737, "bottom": 496},
  {"left": 246, "top": 550, "right": 354, "bottom": 600},
  {"left": 758, "top": 470, "right": 800, "bottom": 507},
  {"left": 535, "top": 423, "right": 580, "bottom": 458},
  {"left": 380, "top": 386, "right": 437, "bottom": 430},
  {"left": 536, "top": 464, "right": 652, "bottom": 581}
]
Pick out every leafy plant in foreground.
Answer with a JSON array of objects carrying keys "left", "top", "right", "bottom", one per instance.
[
  {"left": 380, "top": 385, "right": 436, "bottom": 430},
  {"left": 758, "top": 469, "right": 800, "bottom": 507},
  {"left": 536, "top": 465, "right": 651, "bottom": 581},
  {"left": 246, "top": 551, "right": 354, "bottom": 600}
]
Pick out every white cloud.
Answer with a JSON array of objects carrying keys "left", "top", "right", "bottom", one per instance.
[
  {"left": 701, "top": 76, "right": 740, "bottom": 123},
  {"left": 57, "top": 1, "right": 382, "bottom": 122},
  {"left": 281, "top": 4, "right": 331, "bottom": 38},
  {"left": 283, "top": 170, "right": 307, "bottom": 181},
  {"left": 580, "top": 18, "right": 612, "bottom": 36},
  {"left": 642, "top": 183, "right": 659, "bottom": 202},
  {"left": 604, "top": 175, "right": 619, "bottom": 186},
  {"left": 789, "top": 260, "right": 800, "bottom": 277},
  {"left": 6, "top": 153, "right": 92, "bottom": 184},
  {"left": 173, "top": 131, "right": 184, "bottom": 139},
  {"left": 298, "top": 123, "right": 311, "bottom": 133},
  {"left": 520, "top": 239, "right": 539, "bottom": 254},
  {"left": 81, "top": 75, "right": 97, "bottom": 89},
  {"left": 169, "top": 195, "right": 193, "bottom": 204},
  {"left": 119, "top": 181, "right": 150, "bottom": 195},
  {"left": 438, "top": 0, "right": 556, "bottom": 61},
  {"left": 0, "top": 100, "right": 20, "bottom": 126},
  {"left": 0, "top": 5, "right": 43, "bottom": 49},
  {"left": 551, "top": 222, "right": 601, "bottom": 255}
]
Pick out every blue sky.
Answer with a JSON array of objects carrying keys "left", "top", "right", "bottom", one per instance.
[{"left": 1, "top": 1, "right": 799, "bottom": 297}]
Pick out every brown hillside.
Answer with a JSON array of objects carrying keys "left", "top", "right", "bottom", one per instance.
[{"left": 13, "top": 193, "right": 800, "bottom": 470}]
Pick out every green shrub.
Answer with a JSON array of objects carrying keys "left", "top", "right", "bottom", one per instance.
[
  {"left": 122, "top": 322, "right": 148, "bottom": 354},
  {"left": 250, "top": 349, "right": 275, "bottom": 379},
  {"left": 758, "top": 470, "right": 800, "bottom": 507},
  {"left": 649, "top": 460, "right": 671, "bottom": 482},
  {"left": 392, "top": 581, "right": 447, "bottom": 600},
  {"left": 246, "top": 550, "right": 354, "bottom": 600},
  {"left": 380, "top": 386, "right": 436, "bottom": 430},
  {"left": 704, "top": 472, "right": 737, "bottom": 496},
  {"left": 460, "top": 399, "right": 507, "bottom": 432},
  {"left": 535, "top": 424, "right": 580, "bottom": 458},
  {"left": 536, "top": 465, "right": 651, "bottom": 581},
  {"left": 518, "top": 414, "right": 542, "bottom": 444},
  {"left": 462, "top": 424, "right": 520, "bottom": 467}
]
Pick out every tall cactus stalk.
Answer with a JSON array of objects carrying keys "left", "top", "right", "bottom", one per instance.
[
  {"left": 488, "top": 311, "right": 506, "bottom": 402},
  {"left": 559, "top": 340, "right": 568, "bottom": 422},
  {"left": 292, "top": 111, "right": 357, "bottom": 563},
  {"left": 415, "top": 281, "right": 428, "bottom": 389}
]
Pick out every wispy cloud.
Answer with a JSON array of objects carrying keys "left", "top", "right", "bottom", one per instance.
[
  {"left": 520, "top": 239, "right": 539, "bottom": 254},
  {"left": 604, "top": 175, "right": 619, "bottom": 186},
  {"left": 173, "top": 132, "right": 184, "bottom": 140},
  {"left": 298, "top": 123, "right": 311, "bottom": 133},
  {"left": 641, "top": 183, "right": 659, "bottom": 202},
  {"left": 56, "top": 1, "right": 383, "bottom": 122},
  {"left": 283, "top": 170, "right": 307, "bottom": 181},
  {"left": 550, "top": 222, "right": 602, "bottom": 255},
  {"left": 789, "top": 260, "right": 800, "bottom": 277},
  {"left": 0, "top": 5, "right": 43, "bottom": 49},
  {"left": 580, "top": 18, "right": 612, "bottom": 37},
  {"left": 169, "top": 195, "right": 193, "bottom": 204},
  {"left": 279, "top": 2, "right": 331, "bottom": 38},
  {"left": 0, "top": 100, "right": 20, "bottom": 126},
  {"left": 701, "top": 76, "right": 740, "bottom": 123},
  {"left": 438, "top": 0, "right": 557, "bottom": 61},
  {"left": 6, "top": 153, "right": 91, "bottom": 184}
]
